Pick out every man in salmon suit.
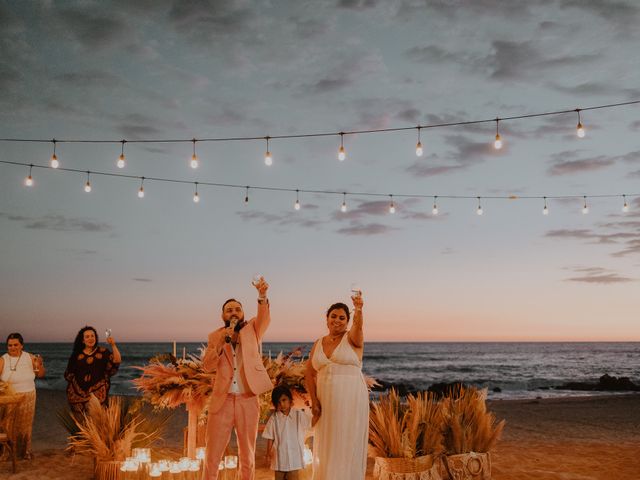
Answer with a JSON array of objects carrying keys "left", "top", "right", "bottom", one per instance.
[{"left": 202, "top": 277, "right": 273, "bottom": 479}]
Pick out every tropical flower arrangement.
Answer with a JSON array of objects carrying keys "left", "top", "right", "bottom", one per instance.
[{"left": 132, "top": 351, "right": 215, "bottom": 412}]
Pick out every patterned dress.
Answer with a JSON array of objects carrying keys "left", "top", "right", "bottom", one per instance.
[{"left": 64, "top": 347, "right": 119, "bottom": 413}]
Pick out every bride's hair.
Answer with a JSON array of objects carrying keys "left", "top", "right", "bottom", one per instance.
[{"left": 326, "top": 302, "right": 350, "bottom": 321}]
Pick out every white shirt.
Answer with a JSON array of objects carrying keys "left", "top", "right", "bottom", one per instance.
[
  {"left": 227, "top": 343, "right": 249, "bottom": 394},
  {"left": 262, "top": 409, "right": 311, "bottom": 472},
  {"left": 1, "top": 352, "right": 36, "bottom": 393}
]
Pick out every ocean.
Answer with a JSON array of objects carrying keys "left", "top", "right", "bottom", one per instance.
[{"left": 18, "top": 342, "right": 640, "bottom": 400}]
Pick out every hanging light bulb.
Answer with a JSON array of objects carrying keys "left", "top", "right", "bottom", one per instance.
[
  {"left": 50, "top": 139, "right": 59, "bottom": 168},
  {"left": 622, "top": 194, "right": 629, "bottom": 213},
  {"left": 24, "top": 165, "right": 34, "bottom": 187},
  {"left": 117, "top": 140, "right": 126, "bottom": 168},
  {"left": 576, "top": 109, "right": 585, "bottom": 138},
  {"left": 477, "top": 197, "right": 483, "bottom": 215},
  {"left": 294, "top": 190, "right": 301, "bottom": 210},
  {"left": 415, "top": 127, "right": 423, "bottom": 157},
  {"left": 493, "top": 119, "right": 502, "bottom": 150},
  {"left": 432, "top": 196, "right": 438, "bottom": 215},
  {"left": 84, "top": 171, "right": 92, "bottom": 192},
  {"left": 389, "top": 195, "right": 396, "bottom": 214},
  {"left": 340, "top": 193, "right": 347, "bottom": 212},
  {"left": 244, "top": 186, "right": 249, "bottom": 204},
  {"left": 543, "top": 197, "right": 549, "bottom": 215},
  {"left": 338, "top": 133, "right": 346, "bottom": 161},
  {"left": 190, "top": 139, "right": 199, "bottom": 169},
  {"left": 138, "top": 177, "right": 145, "bottom": 198},
  {"left": 582, "top": 196, "right": 589, "bottom": 214},
  {"left": 193, "top": 182, "right": 200, "bottom": 203},
  {"left": 264, "top": 137, "right": 273, "bottom": 166}
]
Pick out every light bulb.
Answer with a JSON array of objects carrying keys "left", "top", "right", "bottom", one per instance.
[
  {"left": 84, "top": 181, "right": 92, "bottom": 193},
  {"left": 576, "top": 122, "right": 585, "bottom": 138},
  {"left": 582, "top": 205, "right": 589, "bottom": 214},
  {"left": 493, "top": 134, "right": 502, "bottom": 150},
  {"left": 338, "top": 145, "right": 346, "bottom": 161},
  {"left": 50, "top": 153, "right": 59, "bottom": 168},
  {"left": 341, "top": 202, "right": 347, "bottom": 213},
  {"left": 477, "top": 205, "right": 483, "bottom": 215},
  {"left": 117, "top": 153, "right": 126, "bottom": 168},
  {"left": 25, "top": 175, "right": 33, "bottom": 187},
  {"left": 432, "top": 204, "right": 438, "bottom": 215},
  {"left": 190, "top": 153, "right": 199, "bottom": 169},
  {"left": 138, "top": 187, "right": 145, "bottom": 198},
  {"left": 294, "top": 199, "right": 300, "bottom": 210},
  {"left": 389, "top": 203, "right": 396, "bottom": 214},
  {"left": 265, "top": 151, "right": 273, "bottom": 166},
  {"left": 543, "top": 205, "right": 549, "bottom": 215},
  {"left": 193, "top": 192, "right": 200, "bottom": 203},
  {"left": 415, "top": 141, "right": 423, "bottom": 157},
  {"left": 622, "top": 196, "right": 629, "bottom": 213}
]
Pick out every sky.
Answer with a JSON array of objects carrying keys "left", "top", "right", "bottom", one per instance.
[{"left": 1, "top": 0, "right": 639, "bottom": 343}]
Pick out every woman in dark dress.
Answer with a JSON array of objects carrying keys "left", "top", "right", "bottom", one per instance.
[{"left": 64, "top": 326, "right": 121, "bottom": 413}]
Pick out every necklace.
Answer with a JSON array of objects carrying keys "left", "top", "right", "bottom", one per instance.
[
  {"left": 9, "top": 353, "right": 22, "bottom": 371},
  {"left": 83, "top": 347, "right": 97, "bottom": 356}
]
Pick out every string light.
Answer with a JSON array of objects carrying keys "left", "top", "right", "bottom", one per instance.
[
  {"left": 3, "top": 160, "right": 640, "bottom": 218},
  {"left": 244, "top": 186, "right": 249, "bottom": 204},
  {"left": 432, "top": 196, "right": 438, "bottom": 215},
  {"left": 193, "top": 182, "right": 200, "bottom": 203},
  {"left": 294, "top": 189, "right": 301, "bottom": 210},
  {"left": 582, "top": 196, "right": 589, "bottom": 214},
  {"left": 338, "top": 133, "right": 346, "bottom": 161},
  {"left": 117, "top": 140, "right": 126, "bottom": 168},
  {"left": 50, "top": 140, "right": 59, "bottom": 168},
  {"left": 622, "top": 194, "right": 629, "bottom": 213},
  {"left": 388, "top": 195, "right": 396, "bottom": 214},
  {"left": 543, "top": 196, "right": 549, "bottom": 215},
  {"left": 138, "top": 177, "right": 145, "bottom": 198},
  {"left": 340, "top": 192, "right": 347, "bottom": 212},
  {"left": 264, "top": 137, "right": 273, "bottom": 166},
  {"left": 190, "top": 139, "right": 199, "bottom": 169},
  {"left": 493, "top": 119, "right": 502, "bottom": 150},
  {"left": 415, "top": 127, "right": 423, "bottom": 157},
  {"left": 477, "top": 196, "right": 483, "bottom": 215},
  {"left": 84, "top": 171, "right": 92, "bottom": 193},
  {"left": 24, "top": 164, "right": 34, "bottom": 187},
  {"left": 576, "top": 109, "right": 585, "bottom": 138}
]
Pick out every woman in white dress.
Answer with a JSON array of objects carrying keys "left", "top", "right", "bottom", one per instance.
[{"left": 305, "top": 293, "right": 368, "bottom": 480}]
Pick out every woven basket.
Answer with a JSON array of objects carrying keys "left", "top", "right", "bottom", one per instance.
[
  {"left": 95, "top": 460, "right": 121, "bottom": 480},
  {"left": 438, "top": 452, "right": 491, "bottom": 480},
  {"left": 374, "top": 455, "right": 442, "bottom": 480}
]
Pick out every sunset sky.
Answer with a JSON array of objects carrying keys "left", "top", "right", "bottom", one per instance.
[{"left": 1, "top": 1, "right": 639, "bottom": 342}]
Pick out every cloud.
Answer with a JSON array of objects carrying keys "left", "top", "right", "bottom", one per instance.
[
  {"left": 337, "top": 0, "right": 378, "bottom": 9},
  {"left": 546, "top": 229, "right": 595, "bottom": 240},
  {"left": 547, "top": 156, "right": 615, "bottom": 176},
  {"left": 336, "top": 222, "right": 397, "bottom": 236},
  {"left": 563, "top": 265, "right": 635, "bottom": 284},
  {"left": 627, "top": 169, "right": 640, "bottom": 178},
  {"left": 406, "top": 162, "right": 464, "bottom": 177},
  {"left": 58, "top": 8, "right": 131, "bottom": 49},
  {"left": 566, "top": 273, "right": 634, "bottom": 284},
  {"left": 133, "top": 278, "right": 153, "bottom": 282},
  {"left": 0, "top": 212, "right": 113, "bottom": 233},
  {"left": 303, "top": 53, "right": 385, "bottom": 94},
  {"left": 55, "top": 70, "right": 124, "bottom": 87},
  {"left": 237, "top": 210, "right": 326, "bottom": 230}
]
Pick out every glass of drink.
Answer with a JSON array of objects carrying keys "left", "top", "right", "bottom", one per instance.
[
  {"left": 350, "top": 282, "right": 362, "bottom": 297},
  {"left": 105, "top": 328, "right": 112, "bottom": 339},
  {"left": 251, "top": 274, "right": 263, "bottom": 287}
]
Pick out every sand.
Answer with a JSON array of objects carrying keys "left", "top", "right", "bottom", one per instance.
[{"left": 1, "top": 390, "right": 639, "bottom": 479}]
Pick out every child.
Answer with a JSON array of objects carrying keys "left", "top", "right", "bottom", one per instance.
[{"left": 263, "top": 385, "right": 312, "bottom": 480}]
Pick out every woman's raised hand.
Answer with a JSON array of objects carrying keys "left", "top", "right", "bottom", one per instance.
[{"left": 351, "top": 291, "right": 364, "bottom": 310}]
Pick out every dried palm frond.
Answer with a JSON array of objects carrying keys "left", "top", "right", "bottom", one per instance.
[
  {"left": 66, "top": 395, "right": 167, "bottom": 462},
  {"left": 368, "top": 389, "right": 407, "bottom": 458},
  {"left": 441, "top": 385, "right": 505, "bottom": 454}
]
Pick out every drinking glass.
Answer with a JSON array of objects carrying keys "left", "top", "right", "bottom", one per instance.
[
  {"left": 350, "top": 282, "right": 362, "bottom": 297},
  {"left": 105, "top": 328, "right": 112, "bottom": 339},
  {"left": 251, "top": 273, "right": 263, "bottom": 286}
]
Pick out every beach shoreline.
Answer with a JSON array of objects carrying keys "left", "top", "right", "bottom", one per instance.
[{"left": 2, "top": 390, "right": 639, "bottom": 479}]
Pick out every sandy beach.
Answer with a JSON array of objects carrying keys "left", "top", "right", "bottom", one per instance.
[{"left": 1, "top": 390, "right": 639, "bottom": 479}]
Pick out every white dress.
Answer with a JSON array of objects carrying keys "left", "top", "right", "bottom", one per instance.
[{"left": 311, "top": 333, "right": 369, "bottom": 480}]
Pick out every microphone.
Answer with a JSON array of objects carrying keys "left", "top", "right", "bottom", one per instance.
[{"left": 225, "top": 318, "right": 239, "bottom": 343}]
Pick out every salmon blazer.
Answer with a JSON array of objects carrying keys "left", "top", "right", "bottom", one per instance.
[{"left": 203, "top": 302, "right": 273, "bottom": 414}]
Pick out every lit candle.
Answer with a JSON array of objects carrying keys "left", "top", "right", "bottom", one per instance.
[
  {"left": 182, "top": 346, "right": 186, "bottom": 361},
  {"left": 173, "top": 341, "right": 177, "bottom": 358},
  {"left": 195, "top": 447, "right": 206, "bottom": 460}
]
